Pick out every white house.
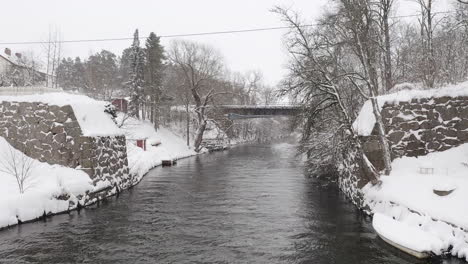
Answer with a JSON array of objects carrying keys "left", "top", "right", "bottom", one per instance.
[{"left": 0, "top": 48, "right": 52, "bottom": 87}]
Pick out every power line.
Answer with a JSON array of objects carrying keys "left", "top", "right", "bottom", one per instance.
[
  {"left": 0, "top": 25, "right": 319, "bottom": 45},
  {"left": 0, "top": 10, "right": 457, "bottom": 46}
]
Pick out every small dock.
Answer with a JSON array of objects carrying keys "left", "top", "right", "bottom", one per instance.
[{"left": 162, "top": 159, "right": 177, "bottom": 167}]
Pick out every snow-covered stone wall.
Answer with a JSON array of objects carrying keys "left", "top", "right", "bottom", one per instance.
[
  {"left": 362, "top": 96, "right": 468, "bottom": 170},
  {"left": 336, "top": 140, "right": 368, "bottom": 209},
  {"left": 0, "top": 101, "right": 130, "bottom": 186}
]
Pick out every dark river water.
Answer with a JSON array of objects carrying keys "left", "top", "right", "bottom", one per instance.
[{"left": 0, "top": 142, "right": 464, "bottom": 264}]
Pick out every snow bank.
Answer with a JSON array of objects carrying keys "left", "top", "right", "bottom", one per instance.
[
  {"left": 364, "top": 143, "right": 468, "bottom": 228},
  {"left": 0, "top": 92, "right": 122, "bottom": 137},
  {"left": 373, "top": 213, "right": 443, "bottom": 254},
  {"left": 117, "top": 114, "right": 196, "bottom": 180},
  {"left": 365, "top": 143, "right": 468, "bottom": 260},
  {"left": 0, "top": 137, "right": 93, "bottom": 229},
  {"left": 353, "top": 81, "right": 468, "bottom": 136},
  {"left": 372, "top": 202, "right": 468, "bottom": 260}
]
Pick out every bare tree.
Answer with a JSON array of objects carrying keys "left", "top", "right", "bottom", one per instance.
[
  {"left": 0, "top": 145, "right": 35, "bottom": 194},
  {"left": 259, "top": 85, "right": 277, "bottom": 105},
  {"left": 378, "top": 0, "right": 395, "bottom": 91},
  {"left": 165, "top": 64, "right": 193, "bottom": 147},
  {"left": 168, "top": 40, "right": 225, "bottom": 152},
  {"left": 43, "top": 27, "right": 62, "bottom": 88},
  {"left": 272, "top": 4, "right": 390, "bottom": 182},
  {"left": 415, "top": 0, "right": 437, "bottom": 88},
  {"left": 338, "top": 0, "right": 393, "bottom": 175},
  {"left": 243, "top": 70, "right": 262, "bottom": 105}
]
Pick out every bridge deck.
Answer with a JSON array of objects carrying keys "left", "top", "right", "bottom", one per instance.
[
  {"left": 219, "top": 105, "right": 300, "bottom": 110},
  {"left": 217, "top": 105, "right": 300, "bottom": 118}
]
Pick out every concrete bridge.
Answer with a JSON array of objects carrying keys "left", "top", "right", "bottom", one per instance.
[{"left": 216, "top": 105, "right": 301, "bottom": 120}]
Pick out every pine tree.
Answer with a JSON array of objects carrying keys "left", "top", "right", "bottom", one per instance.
[
  {"left": 72, "top": 57, "right": 86, "bottom": 90},
  {"left": 127, "top": 29, "right": 145, "bottom": 118},
  {"left": 119, "top": 48, "right": 132, "bottom": 90},
  {"left": 56, "top": 58, "right": 74, "bottom": 89},
  {"left": 145, "top": 32, "right": 165, "bottom": 129}
]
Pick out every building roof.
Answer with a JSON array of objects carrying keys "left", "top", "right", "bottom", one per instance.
[
  {"left": 0, "top": 50, "right": 25, "bottom": 66},
  {"left": 0, "top": 48, "right": 50, "bottom": 76}
]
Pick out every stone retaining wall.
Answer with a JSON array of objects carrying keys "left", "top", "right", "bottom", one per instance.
[
  {"left": 0, "top": 101, "right": 129, "bottom": 184},
  {"left": 363, "top": 96, "right": 468, "bottom": 170},
  {"left": 337, "top": 139, "right": 368, "bottom": 209}
]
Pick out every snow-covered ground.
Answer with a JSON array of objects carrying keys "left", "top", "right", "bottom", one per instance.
[
  {"left": 117, "top": 114, "right": 197, "bottom": 181},
  {"left": 0, "top": 137, "right": 93, "bottom": 229},
  {"left": 350, "top": 81, "right": 468, "bottom": 260},
  {"left": 0, "top": 92, "right": 198, "bottom": 230},
  {"left": 0, "top": 113, "right": 197, "bottom": 229},
  {"left": 364, "top": 144, "right": 468, "bottom": 260}
]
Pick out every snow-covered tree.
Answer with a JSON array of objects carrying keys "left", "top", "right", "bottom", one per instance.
[
  {"left": 127, "top": 29, "right": 146, "bottom": 118},
  {"left": 85, "top": 50, "right": 119, "bottom": 99},
  {"left": 272, "top": 4, "right": 390, "bottom": 182},
  {"left": 145, "top": 32, "right": 166, "bottom": 129},
  {"left": 168, "top": 40, "right": 224, "bottom": 152},
  {"left": 57, "top": 57, "right": 75, "bottom": 89}
]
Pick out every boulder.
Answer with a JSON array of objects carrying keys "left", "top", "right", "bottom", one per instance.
[
  {"left": 457, "top": 130, "right": 468, "bottom": 142},
  {"left": 388, "top": 131, "right": 406, "bottom": 144},
  {"left": 455, "top": 119, "right": 468, "bottom": 130},
  {"left": 444, "top": 138, "right": 460, "bottom": 146},
  {"left": 437, "top": 106, "right": 458, "bottom": 121}
]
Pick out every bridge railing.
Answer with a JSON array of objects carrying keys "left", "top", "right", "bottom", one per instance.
[{"left": 219, "top": 104, "right": 301, "bottom": 109}]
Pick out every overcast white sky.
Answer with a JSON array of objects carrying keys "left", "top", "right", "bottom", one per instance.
[{"left": 0, "top": 0, "right": 454, "bottom": 86}]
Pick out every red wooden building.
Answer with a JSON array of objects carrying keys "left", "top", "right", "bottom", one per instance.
[{"left": 111, "top": 98, "right": 128, "bottom": 113}]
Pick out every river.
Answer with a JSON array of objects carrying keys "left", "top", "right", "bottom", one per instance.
[{"left": 0, "top": 142, "right": 463, "bottom": 263}]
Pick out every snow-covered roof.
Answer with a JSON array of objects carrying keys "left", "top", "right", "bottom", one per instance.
[
  {"left": 0, "top": 48, "right": 50, "bottom": 76},
  {"left": 0, "top": 49, "right": 23, "bottom": 66},
  {"left": 353, "top": 81, "right": 468, "bottom": 136},
  {"left": 0, "top": 92, "right": 123, "bottom": 137}
]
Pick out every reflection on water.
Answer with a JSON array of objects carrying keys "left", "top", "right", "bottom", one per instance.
[{"left": 0, "top": 143, "right": 464, "bottom": 263}]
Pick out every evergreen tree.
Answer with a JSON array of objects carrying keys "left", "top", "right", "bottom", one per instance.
[
  {"left": 85, "top": 50, "right": 119, "bottom": 98},
  {"left": 72, "top": 57, "right": 86, "bottom": 90},
  {"left": 118, "top": 48, "right": 132, "bottom": 90},
  {"left": 57, "top": 57, "right": 75, "bottom": 89},
  {"left": 145, "top": 32, "right": 166, "bottom": 129},
  {"left": 56, "top": 57, "right": 88, "bottom": 91},
  {"left": 127, "top": 29, "right": 145, "bottom": 118}
]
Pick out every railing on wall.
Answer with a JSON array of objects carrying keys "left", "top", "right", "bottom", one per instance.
[{"left": 0, "top": 86, "right": 64, "bottom": 96}]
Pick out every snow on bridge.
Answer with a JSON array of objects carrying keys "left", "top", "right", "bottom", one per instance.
[
  {"left": 170, "top": 104, "right": 301, "bottom": 119},
  {"left": 216, "top": 104, "right": 301, "bottom": 119}
]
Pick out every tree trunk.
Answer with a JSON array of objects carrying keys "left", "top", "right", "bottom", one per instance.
[
  {"left": 154, "top": 92, "right": 160, "bottom": 130},
  {"left": 135, "top": 102, "right": 140, "bottom": 119},
  {"left": 369, "top": 96, "right": 392, "bottom": 175},
  {"left": 194, "top": 121, "right": 207, "bottom": 152},
  {"left": 383, "top": 11, "right": 393, "bottom": 91},
  {"left": 185, "top": 104, "right": 190, "bottom": 147},
  {"left": 150, "top": 96, "right": 154, "bottom": 125}
]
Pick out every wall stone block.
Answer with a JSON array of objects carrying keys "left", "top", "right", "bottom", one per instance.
[
  {"left": 362, "top": 96, "right": 468, "bottom": 171},
  {"left": 0, "top": 101, "right": 130, "bottom": 189}
]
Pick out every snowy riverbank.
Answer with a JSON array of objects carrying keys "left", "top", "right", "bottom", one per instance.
[
  {"left": 0, "top": 93, "right": 199, "bottom": 230},
  {"left": 364, "top": 144, "right": 468, "bottom": 260},
  {"left": 117, "top": 114, "right": 197, "bottom": 182},
  {"left": 0, "top": 137, "right": 93, "bottom": 228},
  {"left": 0, "top": 120, "right": 197, "bottom": 230}
]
